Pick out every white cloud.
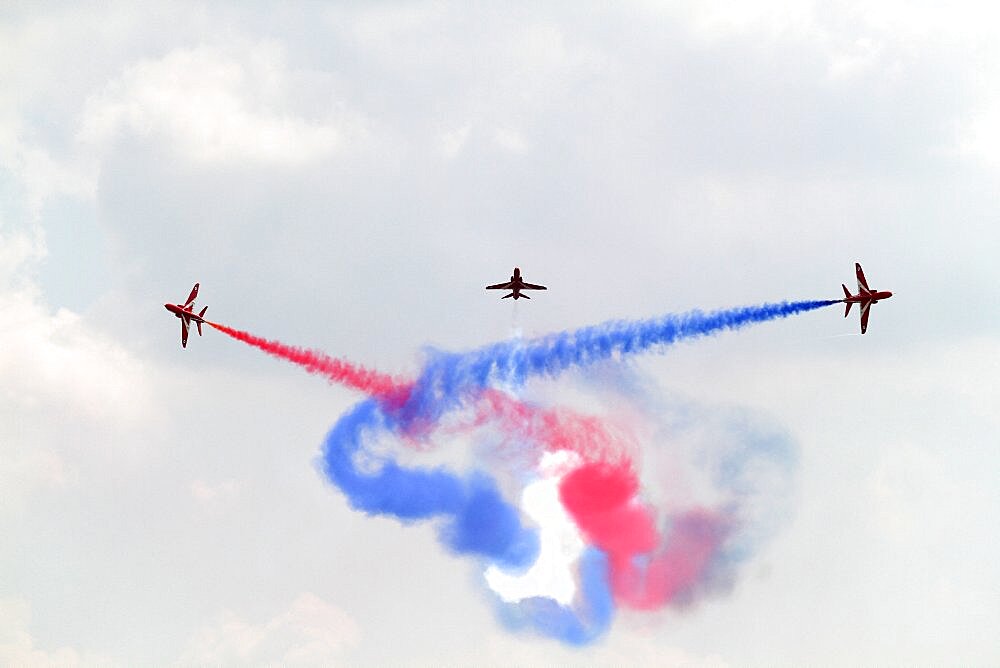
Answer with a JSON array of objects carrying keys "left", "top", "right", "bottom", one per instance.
[
  {"left": 0, "top": 449, "right": 72, "bottom": 507},
  {"left": 0, "top": 9, "right": 106, "bottom": 218},
  {"left": 439, "top": 124, "right": 471, "bottom": 158},
  {"left": 0, "top": 287, "right": 150, "bottom": 421},
  {"left": 79, "top": 43, "right": 355, "bottom": 166},
  {"left": 0, "top": 225, "right": 149, "bottom": 508},
  {"left": 864, "top": 442, "right": 954, "bottom": 537},
  {"left": 668, "top": 0, "right": 816, "bottom": 42},
  {"left": 480, "top": 627, "right": 730, "bottom": 668},
  {"left": 181, "top": 593, "right": 360, "bottom": 666},
  {"left": 0, "top": 129, "right": 96, "bottom": 218},
  {"left": 958, "top": 99, "right": 1000, "bottom": 168},
  {"left": 190, "top": 478, "right": 243, "bottom": 505},
  {"left": 0, "top": 227, "right": 45, "bottom": 284},
  {"left": 0, "top": 598, "right": 113, "bottom": 667},
  {"left": 826, "top": 37, "right": 883, "bottom": 80},
  {"left": 492, "top": 126, "right": 531, "bottom": 154},
  {"left": 660, "top": 0, "right": 1000, "bottom": 44}
]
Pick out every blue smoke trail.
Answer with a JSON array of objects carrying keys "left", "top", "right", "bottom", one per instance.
[
  {"left": 401, "top": 300, "right": 839, "bottom": 425},
  {"left": 321, "top": 398, "right": 539, "bottom": 569}
]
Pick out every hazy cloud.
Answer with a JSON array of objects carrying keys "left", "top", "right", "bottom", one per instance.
[
  {"left": 181, "top": 593, "right": 360, "bottom": 666},
  {"left": 80, "top": 42, "right": 360, "bottom": 166},
  {"left": 0, "top": 598, "right": 113, "bottom": 667}
]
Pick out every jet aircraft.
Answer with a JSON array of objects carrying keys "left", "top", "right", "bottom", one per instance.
[
  {"left": 841, "top": 263, "right": 892, "bottom": 334},
  {"left": 164, "top": 283, "right": 208, "bottom": 348},
  {"left": 486, "top": 267, "right": 547, "bottom": 300}
]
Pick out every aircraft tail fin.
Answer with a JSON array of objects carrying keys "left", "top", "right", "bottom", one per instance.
[
  {"left": 521, "top": 293, "right": 531, "bottom": 299},
  {"left": 502, "top": 293, "right": 513, "bottom": 299},
  {"left": 842, "top": 283, "right": 852, "bottom": 299},
  {"left": 197, "top": 306, "right": 207, "bottom": 336},
  {"left": 844, "top": 301, "right": 852, "bottom": 317}
]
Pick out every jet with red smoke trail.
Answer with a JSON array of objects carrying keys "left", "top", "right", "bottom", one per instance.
[
  {"left": 840, "top": 263, "right": 893, "bottom": 334},
  {"left": 486, "top": 266, "right": 547, "bottom": 300},
  {"left": 164, "top": 283, "right": 208, "bottom": 348}
]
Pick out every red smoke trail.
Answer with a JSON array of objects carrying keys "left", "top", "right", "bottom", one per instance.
[
  {"left": 206, "top": 323, "right": 626, "bottom": 449},
  {"left": 436, "top": 388, "right": 638, "bottom": 468},
  {"left": 471, "top": 389, "right": 636, "bottom": 465},
  {"left": 208, "top": 322, "right": 409, "bottom": 400},
  {"left": 559, "top": 461, "right": 728, "bottom": 610}
]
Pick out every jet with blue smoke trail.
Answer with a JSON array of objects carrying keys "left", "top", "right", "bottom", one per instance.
[{"left": 840, "top": 263, "right": 893, "bottom": 334}]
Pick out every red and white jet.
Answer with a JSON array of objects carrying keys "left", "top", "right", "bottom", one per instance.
[
  {"left": 841, "top": 263, "right": 892, "bottom": 334},
  {"left": 486, "top": 267, "right": 547, "bottom": 300},
  {"left": 164, "top": 283, "right": 208, "bottom": 348}
]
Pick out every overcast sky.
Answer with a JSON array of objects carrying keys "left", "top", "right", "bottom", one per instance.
[{"left": 2, "top": 2, "right": 998, "bottom": 666}]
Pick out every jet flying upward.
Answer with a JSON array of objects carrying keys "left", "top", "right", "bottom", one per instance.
[
  {"left": 164, "top": 283, "right": 208, "bottom": 348},
  {"left": 841, "top": 263, "right": 892, "bottom": 334},
  {"left": 486, "top": 267, "right": 547, "bottom": 300}
]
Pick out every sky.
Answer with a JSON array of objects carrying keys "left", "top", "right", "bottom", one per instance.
[{"left": 2, "top": 1, "right": 998, "bottom": 665}]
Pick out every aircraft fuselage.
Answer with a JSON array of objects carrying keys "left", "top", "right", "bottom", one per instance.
[
  {"left": 164, "top": 302, "right": 206, "bottom": 322},
  {"left": 506, "top": 269, "right": 528, "bottom": 299},
  {"left": 843, "top": 289, "right": 893, "bottom": 304}
]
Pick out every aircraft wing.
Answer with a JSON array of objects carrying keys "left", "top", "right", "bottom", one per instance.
[
  {"left": 181, "top": 316, "right": 190, "bottom": 347},
  {"left": 855, "top": 264, "right": 870, "bottom": 294},
  {"left": 860, "top": 301, "right": 871, "bottom": 334},
  {"left": 184, "top": 283, "right": 200, "bottom": 307},
  {"left": 486, "top": 281, "right": 514, "bottom": 290},
  {"left": 521, "top": 282, "right": 547, "bottom": 290}
]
